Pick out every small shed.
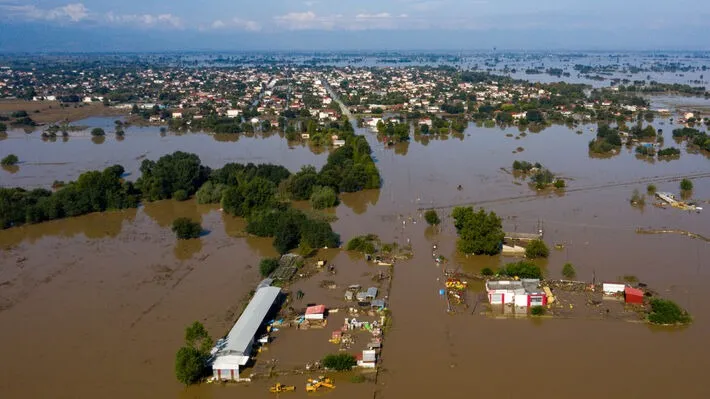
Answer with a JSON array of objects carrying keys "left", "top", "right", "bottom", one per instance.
[
  {"left": 366, "top": 287, "right": 378, "bottom": 299},
  {"left": 371, "top": 299, "right": 386, "bottom": 309},
  {"left": 603, "top": 283, "right": 625, "bottom": 295},
  {"left": 624, "top": 287, "right": 644, "bottom": 304},
  {"left": 356, "top": 291, "right": 368, "bottom": 302},
  {"left": 344, "top": 291, "right": 355, "bottom": 301},
  {"left": 305, "top": 305, "right": 326, "bottom": 320}
]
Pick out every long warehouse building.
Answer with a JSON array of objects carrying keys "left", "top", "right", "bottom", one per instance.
[{"left": 211, "top": 285, "right": 281, "bottom": 381}]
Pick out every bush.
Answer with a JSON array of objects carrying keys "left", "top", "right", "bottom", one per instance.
[
  {"left": 562, "top": 263, "right": 576, "bottom": 279},
  {"left": 525, "top": 239, "right": 549, "bottom": 259},
  {"left": 322, "top": 353, "right": 357, "bottom": 371},
  {"left": 424, "top": 209, "right": 440, "bottom": 226},
  {"left": 648, "top": 298, "right": 691, "bottom": 325},
  {"left": 646, "top": 184, "right": 657, "bottom": 194},
  {"left": 310, "top": 186, "right": 338, "bottom": 209},
  {"left": 630, "top": 189, "right": 645, "bottom": 206},
  {"left": 481, "top": 267, "right": 494, "bottom": 276},
  {"left": 90, "top": 127, "right": 106, "bottom": 136},
  {"left": 657, "top": 147, "right": 680, "bottom": 157},
  {"left": 531, "top": 306, "right": 545, "bottom": 316},
  {"left": 500, "top": 261, "right": 542, "bottom": 279},
  {"left": 173, "top": 189, "right": 189, "bottom": 202},
  {"left": 259, "top": 258, "right": 280, "bottom": 277},
  {"left": 172, "top": 217, "right": 202, "bottom": 239},
  {"left": 680, "top": 179, "right": 693, "bottom": 191},
  {"left": 553, "top": 179, "right": 566, "bottom": 189},
  {"left": 346, "top": 234, "right": 378, "bottom": 254},
  {"left": 1, "top": 154, "right": 19, "bottom": 166}
]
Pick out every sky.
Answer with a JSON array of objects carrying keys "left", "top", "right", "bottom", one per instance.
[{"left": 0, "top": 0, "right": 709, "bottom": 52}]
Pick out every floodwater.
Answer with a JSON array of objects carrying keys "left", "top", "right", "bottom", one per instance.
[
  {"left": 0, "top": 121, "right": 329, "bottom": 188},
  {"left": 1, "top": 111, "right": 710, "bottom": 398}
]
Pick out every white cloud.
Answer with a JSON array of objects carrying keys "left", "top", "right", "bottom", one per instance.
[
  {"left": 274, "top": 11, "right": 341, "bottom": 30},
  {"left": 210, "top": 17, "right": 261, "bottom": 32},
  {"left": 105, "top": 12, "right": 183, "bottom": 28},
  {"left": 355, "top": 13, "right": 392, "bottom": 19},
  {"left": 3, "top": 2, "right": 89, "bottom": 22}
]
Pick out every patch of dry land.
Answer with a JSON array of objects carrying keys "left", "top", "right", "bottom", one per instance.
[{"left": 0, "top": 100, "right": 125, "bottom": 124}]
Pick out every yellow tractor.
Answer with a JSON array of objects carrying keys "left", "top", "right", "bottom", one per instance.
[{"left": 269, "top": 383, "right": 295, "bottom": 393}]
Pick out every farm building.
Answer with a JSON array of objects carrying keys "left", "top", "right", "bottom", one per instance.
[
  {"left": 624, "top": 287, "right": 644, "bottom": 304},
  {"left": 211, "top": 286, "right": 281, "bottom": 381},
  {"left": 305, "top": 305, "right": 326, "bottom": 320},
  {"left": 485, "top": 279, "right": 547, "bottom": 308},
  {"left": 603, "top": 283, "right": 626, "bottom": 295}
]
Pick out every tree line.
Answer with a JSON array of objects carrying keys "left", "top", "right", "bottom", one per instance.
[{"left": 1, "top": 132, "right": 381, "bottom": 252}]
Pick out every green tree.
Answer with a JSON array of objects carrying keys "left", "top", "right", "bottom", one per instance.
[
  {"left": 175, "top": 346, "right": 206, "bottom": 386},
  {"left": 680, "top": 179, "right": 693, "bottom": 191},
  {"left": 185, "top": 321, "right": 213, "bottom": 353},
  {"left": 424, "top": 209, "right": 440, "bottom": 226},
  {"left": 451, "top": 207, "right": 504, "bottom": 255},
  {"left": 0, "top": 122, "right": 7, "bottom": 132},
  {"left": 499, "top": 261, "right": 542, "bottom": 279},
  {"left": 1, "top": 154, "right": 19, "bottom": 166},
  {"left": 259, "top": 258, "right": 280, "bottom": 277},
  {"left": 310, "top": 186, "right": 338, "bottom": 209},
  {"left": 172, "top": 217, "right": 202, "bottom": 239},
  {"left": 322, "top": 353, "right": 357, "bottom": 371},
  {"left": 195, "top": 181, "right": 226, "bottom": 204},
  {"left": 648, "top": 299, "right": 691, "bottom": 325},
  {"left": 90, "top": 127, "right": 106, "bottom": 137},
  {"left": 525, "top": 239, "right": 549, "bottom": 259},
  {"left": 137, "top": 152, "right": 210, "bottom": 201},
  {"left": 175, "top": 321, "right": 212, "bottom": 386},
  {"left": 562, "top": 263, "right": 576, "bottom": 279}
]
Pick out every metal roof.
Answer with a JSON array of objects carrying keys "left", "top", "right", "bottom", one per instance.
[{"left": 218, "top": 286, "right": 281, "bottom": 357}]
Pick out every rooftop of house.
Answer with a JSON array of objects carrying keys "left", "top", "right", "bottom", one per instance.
[{"left": 486, "top": 279, "right": 544, "bottom": 294}]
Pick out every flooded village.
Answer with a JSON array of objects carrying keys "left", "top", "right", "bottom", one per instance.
[{"left": 1, "top": 52, "right": 710, "bottom": 399}]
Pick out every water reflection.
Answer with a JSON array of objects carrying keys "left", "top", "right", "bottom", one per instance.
[
  {"left": 142, "top": 199, "right": 215, "bottom": 228},
  {"left": 340, "top": 189, "right": 381, "bottom": 215},
  {"left": 174, "top": 238, "right": 203, "bottom": 260},
  {"left": 0, "top": 208, "right": 137, "bottom": 249},
  {"left": 2, "top": 165, "right": 19, "bottom": 174},
  {"left": 393, "top": 142, "right": 409, "bottom": 156},
  {"left": 213, "top": 134, "right": 239, "bottom": 142},
  {"left": 91, "top": 136, "right": 106, "bottom": 145},
  {"left": 221, "top": 212, "right": 248, "bottom": 238},
  {"left": 424, "top": 225, "right": 438, "bottom": 241}
]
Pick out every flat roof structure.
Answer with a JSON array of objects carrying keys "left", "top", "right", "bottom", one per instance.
[{"left": 215, "top": 286, "right": 281, "bottom": 362}]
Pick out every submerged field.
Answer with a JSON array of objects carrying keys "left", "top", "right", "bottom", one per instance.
[{"left": 1, "top": 112, "right": 710, "bottom": 398}]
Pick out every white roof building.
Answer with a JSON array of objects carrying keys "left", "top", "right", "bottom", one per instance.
[{"left": 212, "top": 286, "right": 281, "bottom": 381}]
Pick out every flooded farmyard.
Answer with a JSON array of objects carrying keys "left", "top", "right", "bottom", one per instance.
[{"left": 2, "top": 108, "right": 709, "bottom": 398}]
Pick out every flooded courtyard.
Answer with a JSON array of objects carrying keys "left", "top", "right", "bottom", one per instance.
[{"left": 1, "top": 114, "right": 710, "bottom": 398}]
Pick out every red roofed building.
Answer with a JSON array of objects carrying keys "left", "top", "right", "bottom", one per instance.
[
  {"left": 624, "top": 287, "right": 644, "bottom": 304},
  {"left": 305, "top": 305, "right": 326, "bottom": 320}
]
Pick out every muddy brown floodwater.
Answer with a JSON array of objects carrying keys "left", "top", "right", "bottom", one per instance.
[{"left": 1, "top": 115, "right": 710, "bottom": 398}]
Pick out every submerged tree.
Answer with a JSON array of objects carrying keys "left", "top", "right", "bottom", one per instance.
[{"left": 451, "top": 207, "right": 504, "bottom": 255}]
